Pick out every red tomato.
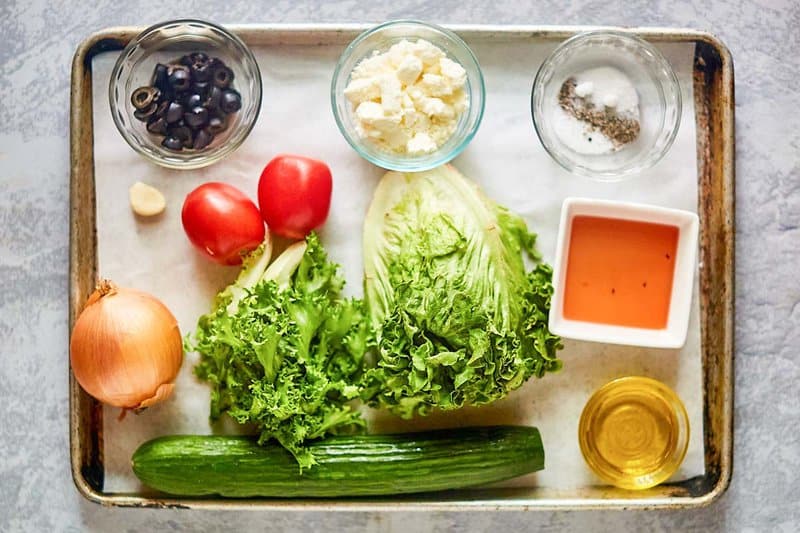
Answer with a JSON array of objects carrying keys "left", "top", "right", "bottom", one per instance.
[
  {"left": 181, "top": 182, "right": 265, "bottom": 265},
  {"left": 257, "top": 154, "right": 332, "bottom": 239}
]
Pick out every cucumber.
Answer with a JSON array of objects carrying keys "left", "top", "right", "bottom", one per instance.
[{"left": 132, "top": 426, "right": 544, "bottom": 497}]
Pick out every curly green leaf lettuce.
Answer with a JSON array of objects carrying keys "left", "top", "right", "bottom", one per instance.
[
  {"left": 361, "top": 164, "right": 563, "bottom": 418},
  {"left": 192, "top": 234, "right": 368, "bottom": 469}
]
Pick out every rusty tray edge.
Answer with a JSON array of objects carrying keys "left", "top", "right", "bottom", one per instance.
[{"left": 69, "top": 24, "right": 735, "bottom": 511}]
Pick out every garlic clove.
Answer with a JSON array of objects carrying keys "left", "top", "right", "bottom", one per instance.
[{"left": 129, "top": 181, "right": 166, "bottom": 217}]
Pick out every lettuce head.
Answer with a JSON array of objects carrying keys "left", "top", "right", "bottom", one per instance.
[
  {"left": 192, "top": 234, "right": 368, "bottom": 469},
  {"left": 361, "top": 164, "right": 562, "bottom": 418}
]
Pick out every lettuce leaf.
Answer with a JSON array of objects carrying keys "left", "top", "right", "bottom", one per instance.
[
  {"left": 192, "top": 233, "right": 368, "bottom": 469},
  {"left": 361, "top": 165, "right": 562, "bottom": 418}
]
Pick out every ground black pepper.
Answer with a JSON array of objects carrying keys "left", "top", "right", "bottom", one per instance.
[{"left": 558, "top": 77, "right": 641, "bottom": 148}]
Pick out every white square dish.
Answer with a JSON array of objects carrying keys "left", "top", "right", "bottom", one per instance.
[{"left": 548, "top": 197, "right": 699, "bottom": 348}]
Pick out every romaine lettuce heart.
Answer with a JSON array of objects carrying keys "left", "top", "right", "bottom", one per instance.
[{"left": 361, "top": 164, "right": 563, "bottom": 418}]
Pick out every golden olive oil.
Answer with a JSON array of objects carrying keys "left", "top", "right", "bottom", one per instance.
[{"left": 579, "top": 377, "right": 689, "bottom": 490}]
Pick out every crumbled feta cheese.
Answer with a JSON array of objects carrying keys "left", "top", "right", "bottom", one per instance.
[
  {"left": 396, "top": 55, "right": 423, "bottom": 85},
  {"left": 351, "top": 52, "right": 389, "bottom": 80},
  {"left": 355, "top": 101, "right": 384, "bottom": 123},
  {"left": 407, "top": 86, "right": 425, "bottom": 102},
  {"left": 344, "top": 38, "right": 469, "bottom": 155},
  {"left": 439, "top": 57, "right": 467, "bottom": 86},
  {"left": 418, "top": 96, "right": 451, "bottom": 118},
  {"left": 404, "top": 111, "right": 430, "bottom": 131},
  {"left": 450, "top": 89, "right": 467, "bottom": 114},
  {"left": 355, "top": 101, "right": 400, "bottom": 132},
  {"left": 379, "top": 75, "right": 402, "bottom": 114},
  {"left": 388, "top": 39, "right": 414, "bottom": 67},
  {"left": 343, "top": 78, "right": 380, "bottom": 104},
  {"left": 407, "top": 132, "right": 437, "bottom": 154},
  {"left": 411, "top": 39, "right": 445, "bottom": 67},
  {"left": 420, "top": 73, "right": 455, "bottom": 97},
  {"left": 382, "top": 126, "right": 409, "bottom": 150}
]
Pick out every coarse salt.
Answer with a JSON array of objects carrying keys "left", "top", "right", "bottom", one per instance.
[
  {"left": 552, "top": 106, "right": 616, "bottom": 155},
  {"left": 575, "top": 81, "right": 594, "bottom": 98},
  {"left": 554, "top": 67, "right": 640, "bottom": 155},
  {"left": 576, "top": 67, "right": 638, "bottom": 117},
  {"left": 602, "top": 93, "right": 619, "bottom": 108}
]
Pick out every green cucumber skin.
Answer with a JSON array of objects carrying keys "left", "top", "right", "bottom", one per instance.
[{"left": 132, "top": 426, "right": 544, "bottom": 498}]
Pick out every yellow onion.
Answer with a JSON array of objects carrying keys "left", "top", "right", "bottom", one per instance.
[{"left": 70, "top": 280, "right": 183, "bottom": 410}]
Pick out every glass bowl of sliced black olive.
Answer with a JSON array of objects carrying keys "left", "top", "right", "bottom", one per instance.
[{"left": 109, "top": 19, "right": 262, "bottom": 169}]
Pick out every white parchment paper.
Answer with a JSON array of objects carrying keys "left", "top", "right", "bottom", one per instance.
[{"left": 91, "top": 38, "right": 703, "bottom": 493}]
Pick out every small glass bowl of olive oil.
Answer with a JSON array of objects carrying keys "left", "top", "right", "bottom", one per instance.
[{"left": 579, "top": 376, "right": 689, "bottom": 490}]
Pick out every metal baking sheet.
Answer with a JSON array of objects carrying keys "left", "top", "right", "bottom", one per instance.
[{"left": 69, "top": 24, "right": 734, "bottom": 510}]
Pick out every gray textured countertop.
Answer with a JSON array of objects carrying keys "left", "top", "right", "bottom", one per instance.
[{"left": 1, "top": 0, "right": 798, "bottom": 531}]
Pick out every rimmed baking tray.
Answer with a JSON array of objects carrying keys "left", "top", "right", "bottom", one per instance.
[{"left": 69, "top": 24, "right": 734, "bottom": 510}]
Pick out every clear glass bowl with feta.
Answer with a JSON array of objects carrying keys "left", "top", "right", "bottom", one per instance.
[
  {"left": 531, "top": 31, "right": 682, "bottom": 181},
  {"left": 331, "top": 20, "right": 485, "bottom": 172}
]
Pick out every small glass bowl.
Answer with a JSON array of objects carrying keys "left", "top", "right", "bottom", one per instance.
[
  {"left": 331, "top": 20, "right": 485, "bottom": 172},
  {"left": 109, "top": 19, "right": 262, "bottom": 170},
  {"left": 579, "top": 376, "right": 690, "bottom": 490},
  {"left": 532, "top": 31, "right": 682, "bottom": 181}
]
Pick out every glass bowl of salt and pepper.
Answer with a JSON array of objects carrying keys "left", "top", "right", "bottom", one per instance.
[{"left": 531, "top": 31, "right": 682, "bottom": 181}]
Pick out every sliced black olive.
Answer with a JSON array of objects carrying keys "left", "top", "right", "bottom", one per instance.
[
  {"left": 184, "top": 92, "right": 204, "bottom": 109},
  {"left": 169, "top": 124, "right": 193, "bottom": 148},
  {"left": 220, "top": 89, "right": 242, "bottom": 114},
  {"left": 207, "top": 113, "right": 228, "bottom": 134},
  {"left": 191, "top": 81, "right": 210, "bottom": 98},
  {"left": 154, "top": 100, "right": 170, "bottom": 118},
  {"left": 162, "top": 136, "right": 183, "bottom": 151},
  {"left": 165, "top": 101, "right": 184, "bottom": 124},
  {"left": 146, "top": 116, "right": 168, "bottom": 135},
  {"left": 133, "top": 102, "right": 158, "bottom": 121},
  {"left": 131, "top": 86, "right": 160, "bottom": 110},
  {"left": 211, "top": 65, "right": 234, "bottom": 88},
  {"left": 150, "top": 63, "right": 170, "bottom": 94},
  {"left": 184, "top": 106, "right": 209, "bottom": 129},
  {"left": 192, "top": 128, "right": 214, "bottom": 150},
  {"left": 191, "top": 62, "right": 212, "bottom": 82},
  {"left": 174, "top": 90, "right": 191, "bottom": 106},
  {"left": 168, "top": 65, "right": 191, "bottom": 91},
  {"left": 159, "top": 86, "right": 175, "bottom": 102},
  {"left": 206, "top": 85, "right": 222, "bottom": 111},
  {"left": 188, "top": 52, "right": 209, "bottom": 65}
]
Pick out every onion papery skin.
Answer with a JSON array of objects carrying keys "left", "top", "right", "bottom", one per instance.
[{"left": 70, "top": 281, "right": 183, "bottom": 410}]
